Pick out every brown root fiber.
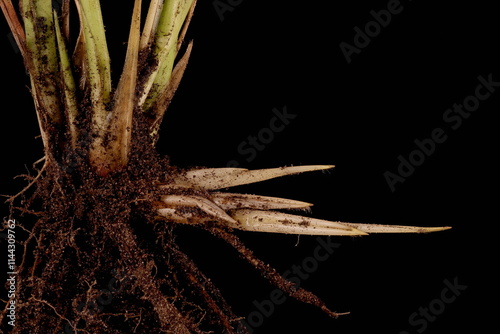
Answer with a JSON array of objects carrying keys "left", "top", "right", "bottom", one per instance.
[
  {"left": 6, "top": 153, "right": 168, "bottom": 330},
  {"left": 0, "top": 112, "right": 244, "bottom": 332},
  {"left": 1, "top": 109, "right": 337, "bottom": 334}
]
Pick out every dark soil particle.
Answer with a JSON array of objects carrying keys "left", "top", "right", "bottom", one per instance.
[
  {"left": 0, "top": 56, "right": 334, "bottom": 334},
  {"left": 0, "top": 107, "right": 245, "bottom": 333}
]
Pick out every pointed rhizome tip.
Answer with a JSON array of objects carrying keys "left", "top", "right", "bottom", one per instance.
[{"left": 157, "top": 165, "right": 451, "bottom": 236}]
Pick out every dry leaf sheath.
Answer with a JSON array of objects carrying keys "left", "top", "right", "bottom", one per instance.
[{"left": 1, "top": 1, "right": 450, "bottom": 333}]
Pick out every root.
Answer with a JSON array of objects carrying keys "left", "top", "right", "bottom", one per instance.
[
  {"left": 0, "top": 133, "right": 349, "bottom": 333},
  {"left": 208, "top": 227, "right": 348, "bottom": 319},
  {"left": 30, "top": 297, "right": 77, "bottom": 332},
  {"left": 101, "top": 220, "right": 196, "bottom": 333},
  {"left": 3, "top": 156, "right": 47, "bottom": 204},
  {"left": 168, "top": 243, "right": 248, "bottom": 334}
]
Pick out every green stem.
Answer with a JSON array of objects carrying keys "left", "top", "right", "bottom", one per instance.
[
  {"left": 139, "top": 0, "right": 195, "bottom": 112},
  {"left": 54, "top": 10, "right": 79, "bottom": 150},
  {"left": 22, "top": 0, "right": 62, "bottom": 126}
]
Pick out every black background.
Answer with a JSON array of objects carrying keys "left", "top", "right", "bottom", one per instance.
[{"left": 1, "top": 1, "right": 498, "bottom": 333}]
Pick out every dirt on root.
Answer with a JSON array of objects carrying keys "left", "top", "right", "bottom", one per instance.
[
  {"left": 0, "top": 111, "right": 244, "bottom": 333},
  {"left": 1, "top": 105, "right": 338, "bottom": 333}
]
